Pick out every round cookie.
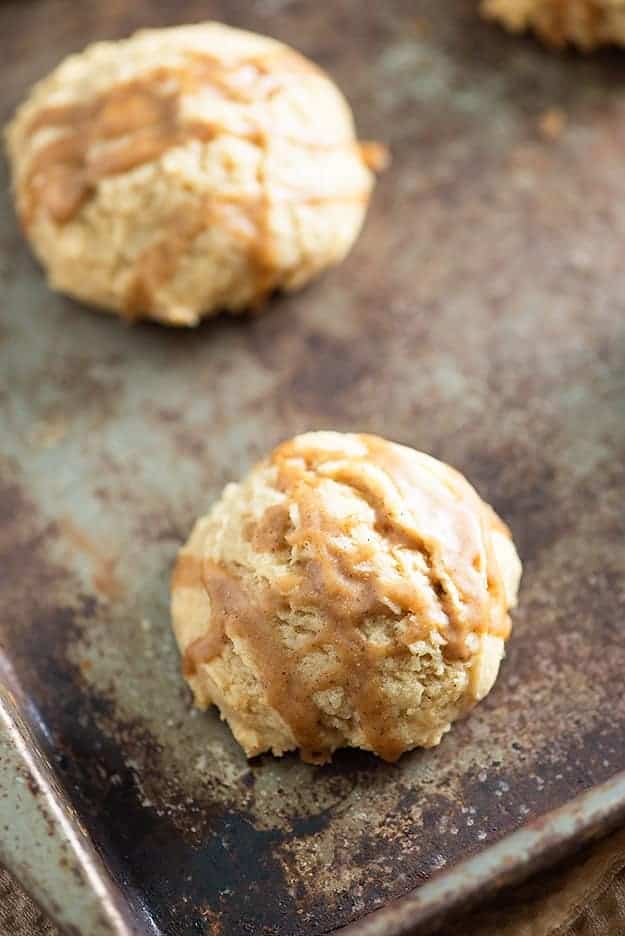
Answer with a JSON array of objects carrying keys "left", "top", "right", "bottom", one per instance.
[
  {"left": 481, "top": 0, "right": 625, "bottom": 49},
  {"left": 171, "top": 432, "right": 522, "bottom": 763},
  {"left": 6, "top": 24, "right": 384, "bottom": 325}
]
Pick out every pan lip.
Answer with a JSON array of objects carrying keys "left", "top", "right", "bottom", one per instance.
[
  {"left": 0, "top": 656, "right": 159, "bottom": 936},
  {"left": 338, "top": 766, "right": 625, "bottom": 935}
]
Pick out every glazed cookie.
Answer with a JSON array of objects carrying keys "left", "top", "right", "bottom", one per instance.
[
  {"left": 172, "top": 432, "right": 522, "bottom": 763},
  {"left": 6, "top": 24, "right": 385, "bottom": 325},
  {"left": 481, "top": 0, "right": 625, "bottom": 49}
]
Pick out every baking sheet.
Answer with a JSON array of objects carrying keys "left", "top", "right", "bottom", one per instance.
[{"left": 1, "top": 1, "right": 625, "bottom": 934}]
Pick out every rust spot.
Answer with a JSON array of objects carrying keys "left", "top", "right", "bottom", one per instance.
[
  {"left": 201, "top": 908, "right": 224, "bottom": 935},
  {"left": 286, "top": 330, "right": 370, "bottom": 418},
  {"left": 58, "top": 518, "right": 123, "bottom": 601},
  {"left": 92, "top": 557, "right": 122, "bottom": 601}
]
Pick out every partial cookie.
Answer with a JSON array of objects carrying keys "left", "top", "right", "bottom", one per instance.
[
  {"left": 171, "top": 432, "right": 522, "bottom": 763},
  {"left": 481, "top": 0, "right": 625, "bottom": 49},
  {"left": 6, "top": 23, "right": 385, "bottom": 325}
]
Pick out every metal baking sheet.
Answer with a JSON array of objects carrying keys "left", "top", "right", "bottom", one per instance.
[{"left": 1, "top": 1, "right": 625, "bottom": 934}]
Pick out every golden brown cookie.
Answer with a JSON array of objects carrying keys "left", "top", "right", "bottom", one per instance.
[
  {"left": 481, "top": 0, "right": 625, "bottom": 50},
  {"left": 6, "top": 24, "right": 384, "bottom": 325},
  {"left": 171, "top": 432, "right": 522, "bottom": 763}
]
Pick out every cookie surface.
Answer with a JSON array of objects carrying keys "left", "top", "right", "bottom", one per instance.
[
  {"left": 6, "top": 23, "right": 381, "bottom": 325},
  {"left": 481, "top": 0, "right": 625, "bottom": 49},
  {"left": 171, "top": 432, "right": 522, "bottom": 763}
]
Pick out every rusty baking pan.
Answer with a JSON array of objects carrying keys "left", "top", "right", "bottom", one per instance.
[{"left": 1, "top": 1, "right": 625, "bottom": 934}]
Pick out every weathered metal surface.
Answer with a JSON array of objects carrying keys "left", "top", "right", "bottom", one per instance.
[
  {"left": 341, "top": 768, "right": 625, "bottom": 935},
  {"left": 1, "top": 1, "right": 625, "bottom": 934}
]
